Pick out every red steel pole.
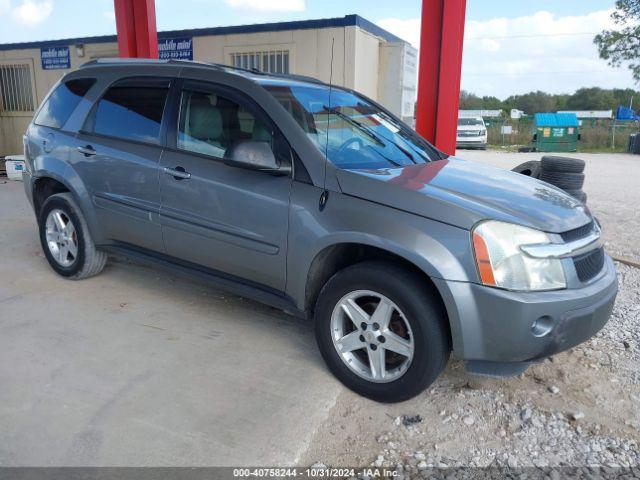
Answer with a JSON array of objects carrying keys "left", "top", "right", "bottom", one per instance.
[
  {"left": 415, "top": 0, "right": 443, "bottom": 145},
  {"left": 114, "top": 0, "right": 158, "bottom": 59},
  {"left": 114, "top": 0, "right": 136, "bottom": 58},
  {"left": 132, "top": 0, "right": 159, "bottom": 58},
  {"left": 415, "top": 0, "right": 467, "bottom": 155}
]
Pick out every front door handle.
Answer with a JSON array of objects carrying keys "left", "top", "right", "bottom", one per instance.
[
  {"left": 163, "top": 166, "right": 191, "bottom": 180},
  {"left": 77, "top": 145, "right": 97, "bottom": 157}
]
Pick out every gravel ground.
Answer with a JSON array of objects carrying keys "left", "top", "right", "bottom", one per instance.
[{"left": 302, "top": 263, "right": 640, "bottom": 474}]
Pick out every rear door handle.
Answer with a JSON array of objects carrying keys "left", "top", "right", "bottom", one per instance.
[
  {"left": 163, "top": 166, "right": 191, "bottom": 180},
  {"left": 77, "top": 145, "right": 97, "bottom": 157}
]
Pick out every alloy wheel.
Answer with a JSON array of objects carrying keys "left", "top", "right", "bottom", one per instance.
[
  {"left": 330, "top": 290, "right": 414, "bottom": 383},
  {"left": 45, "top": 208, "right": 78, "bottom": 267}
]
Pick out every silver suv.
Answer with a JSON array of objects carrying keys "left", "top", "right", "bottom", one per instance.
[{"left": 23, "top": 59, "right": 617, "bottom": 402}]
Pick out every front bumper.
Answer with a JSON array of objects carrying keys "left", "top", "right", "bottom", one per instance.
[
  {"left": 456, "top": 138, "right": 487, "bottom": 148},
  {"left": 433, "top": 254, "right": 618, "bottom": 364}
]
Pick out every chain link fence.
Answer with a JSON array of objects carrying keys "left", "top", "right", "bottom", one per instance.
[{"left": 484, "top": 117, "right": 640, "bottom": 152}]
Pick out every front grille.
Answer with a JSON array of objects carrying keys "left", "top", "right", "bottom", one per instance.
[
  {"left": 457, "top": 130, "right": 480, "bottom": 137},
  {"left": 573, "top": 247, "right": 605, "bottom": 283},
  {"left": 560, "top": 221, "right": 594, "bottom": 242}
]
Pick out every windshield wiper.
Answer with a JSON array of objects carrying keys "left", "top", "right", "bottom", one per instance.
[
  {"left": 367, "top": 110, "right": 428, "bottom": 164},
  {"left": 341, "top": 107, "right": 420, "bottom": 164},
  {"left": 323, "top": 105, "right": 386, "bottom": 147},
  {"left": 324, "top": 106, "right": 420, "bottom": 167}
]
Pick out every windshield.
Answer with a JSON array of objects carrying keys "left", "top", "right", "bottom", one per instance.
[
  {"left": 263, "top": 83, "right": 437, "bottom": 170},
  {"left": 457, "top": 118, "right": 484, "bottom": 126}
]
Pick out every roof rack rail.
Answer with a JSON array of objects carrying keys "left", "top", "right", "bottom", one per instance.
[
  {"left": 205, "top": 61, "right": 325, "bottom": 84},
  {"left": 269, "top": 72, "right": 325, "bottom": 85},
  {"left": 79, "top": 57, "right": 187, "bottom": 69},
  {"left": 78, "top": 57, "right": 326, "bottom": 85}
]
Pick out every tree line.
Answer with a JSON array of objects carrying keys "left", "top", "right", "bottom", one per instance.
[{"left": 459, "top": 87, "right": 639, "bottom": 115}]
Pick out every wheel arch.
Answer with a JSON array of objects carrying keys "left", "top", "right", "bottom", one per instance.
[
  {"left": 302, "top": 241, "right": 456, "bottom": 347},
  {"left": 31, "top": 165, "right": 101, "bottom": 243},
  {"left": 33, "top": 176, "right": 71, "bottom": 216}
]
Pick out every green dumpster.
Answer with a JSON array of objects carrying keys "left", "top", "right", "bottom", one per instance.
[{"left": 533, "top": 113, "right": 579, "bottom": 152}]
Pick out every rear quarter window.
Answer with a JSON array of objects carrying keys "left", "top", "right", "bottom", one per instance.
[{"left": 34, "top": 78, "right": 96, "bottom": 129}]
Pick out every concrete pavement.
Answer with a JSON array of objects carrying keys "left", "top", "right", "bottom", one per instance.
[{"left": 0, "top": 180, "right": 341, "bottom": 466}]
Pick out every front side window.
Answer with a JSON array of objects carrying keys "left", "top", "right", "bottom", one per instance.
[
  {"left": 178, "top": 89, "right": 273, "bottom": 158},
  {"left": 35, "top": 78, "right": 95, "bottom": 129},
  {"left": 92, "top": 80, "right": 169, "bottom": 144},
  {"left": 263, "top": 83, "right": 436, "bottom": 170}
]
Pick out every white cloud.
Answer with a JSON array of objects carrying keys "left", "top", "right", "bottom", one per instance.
[
  {"left": 224, "top": 0, "right": 304, "bottom": 12},
  {"left": 11, "top": 0, "right": 53, "bottom": 26},
  {"left": 377, "top": 9, "right": 636, "bottom": 98},
  {"left": 376, "top": 18, "right": 420, "bottom": 49},
  {"left": 0, "top": 0, "right": 10, "bottom": 16},
  {"left": 103, "top": 10, "right": 115, "bottom": 21},
  {"left": 479, "top": 38, "right": 500, "bottom": 53}
]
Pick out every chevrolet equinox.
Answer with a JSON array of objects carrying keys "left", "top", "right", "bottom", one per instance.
[{"left": 22, "top": 59, "right": 618, "bottom": 402}]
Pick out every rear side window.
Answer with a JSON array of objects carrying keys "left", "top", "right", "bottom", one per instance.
[
  {"left": 35, "top": 78, "right": 96, "bottom": 129},
  {"left": 92, "top": 79, "right": 169, "bottom": 144}
]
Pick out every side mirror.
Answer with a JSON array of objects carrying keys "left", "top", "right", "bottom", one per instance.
[{"left": 224, "top": 140, "right": 291, "bottom": 176}]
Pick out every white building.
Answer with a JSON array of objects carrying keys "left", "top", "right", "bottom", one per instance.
[
  {"left": 0, "top": 15, "right": 417, "bottom": 155},
  {"left": 557, "top": 110, "right": 613, "bottom": 119},
  {"left": 459, "top": 109, "right": 503, "bottom": 119}
]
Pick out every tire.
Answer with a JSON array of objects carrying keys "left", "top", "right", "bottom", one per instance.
[
  {"left": 38, "top": 193, "right": 107, "bottom": 279},
  {"left": 541, "top": 156, "right": 585, "bottom": 173},
  {"left": 566, "top": 189, "right": 587, "bottom": 204},
  {"left": 314, "top": 261, "right": 450, "bottom": 403},
  {"left": 512, "top": 161, "right": 542, "bottom": 179},
  {"left": 539, "top": 170, "right": 585, "bottom": 190}
]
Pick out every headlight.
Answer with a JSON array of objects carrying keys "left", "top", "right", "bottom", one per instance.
[
  {"left": 478, "top": 129, "right": 486, "bottom": 136},
  {"left": 472, "top": 221, "right": 566, "bottom": 291}
]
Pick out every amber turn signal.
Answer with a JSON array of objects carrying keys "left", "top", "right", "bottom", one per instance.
[{"left": 473, "top": 232, "right": 496, "bottom": 286}]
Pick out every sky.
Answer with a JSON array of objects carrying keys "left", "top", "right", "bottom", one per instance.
[{"left": 0, "top": 0, "right": 635, "bottom": 99}]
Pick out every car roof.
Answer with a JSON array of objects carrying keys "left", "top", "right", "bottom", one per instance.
[{"left": 78, "top": 58, "right": 329, "bottom": 90}]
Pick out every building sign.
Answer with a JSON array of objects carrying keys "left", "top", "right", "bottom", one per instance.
[
  {"left": 158, "top": 37, "right": 193, "bottom": 60},
  {"left": 41, "top": 46, "right": 70, "bottom": 70}
]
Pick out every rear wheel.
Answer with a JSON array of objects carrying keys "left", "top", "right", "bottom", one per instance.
[
  {"left": 314, "top": 261, "right": 450, "bottom": 402},
  {"left": 38, "top": 193, "right": 107, "bottom": 279}
]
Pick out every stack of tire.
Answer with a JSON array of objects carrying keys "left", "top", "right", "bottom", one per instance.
[
  {"left": 629, "top": 133, "right": 640, "bottom": 154},
  {"left": 512, "top": 156, "right": 587, "bottom": 204},
  {"left": 539, "top": 156, "right": 586, "bottom": 203}
]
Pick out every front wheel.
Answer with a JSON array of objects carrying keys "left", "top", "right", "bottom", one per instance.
[{"left": 314, "top": 261, "right": 450, "bottom": 402}]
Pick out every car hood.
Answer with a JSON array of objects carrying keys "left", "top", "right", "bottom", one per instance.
[
  {"left": 457, "top": 125, "right": 484, "bottom": 132},
  {"left": 335, "top": 157, "right": 592, "bottom": 233}
]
